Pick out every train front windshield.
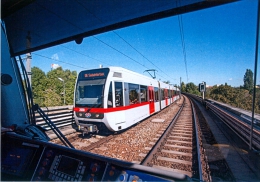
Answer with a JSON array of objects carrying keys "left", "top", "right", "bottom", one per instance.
[{"left": 75, "top": 79, "right": 105, "bottom": 108}]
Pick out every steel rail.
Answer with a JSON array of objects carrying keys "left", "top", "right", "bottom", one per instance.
[
  {"left": 175, "top": 93, "right": 260, "bottom": 150},
  {"left": 206, "top": 102, "right": 260, "bottom": 150},
  {"left": 141, "top": 96, "right": 186, "bottom": 166},
  {"left": 190, "top": 99, "right": 203, "bottom": 181}
]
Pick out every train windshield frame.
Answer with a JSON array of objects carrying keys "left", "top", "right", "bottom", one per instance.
[{"left": 75, "top": 68, "right": 110, "bottom": 108}]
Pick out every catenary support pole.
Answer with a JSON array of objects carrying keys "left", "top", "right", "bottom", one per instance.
[{"left": 250, "top": 0, "right": 259, "bottom": 150}]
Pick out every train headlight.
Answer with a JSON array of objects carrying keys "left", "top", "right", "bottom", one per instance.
[
  {"left": 94, "top": 113, "right": 104, "bottom": 119},
  {"left": 76, "top": 112, "right": 85, "bottom": 118}
]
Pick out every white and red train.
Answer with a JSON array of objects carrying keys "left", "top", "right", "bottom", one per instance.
[{"left": 73, "top": 66, "right": 179, "bottom": 134}]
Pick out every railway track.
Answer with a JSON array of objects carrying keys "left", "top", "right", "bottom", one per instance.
[
  {"left": 186, "top": 93, "right": 260, "bottom": 150},
  {"left": 192, "top": 99, "right": 235, "bottom": 181},
  {"left": 51, "top": 96, "right": 210, "bottom": 179},
  {"left": 206, "top": 102, "right": 260, "bottom": 150},
  {"left": 86, "top": 98, "right": 183, "bottom": 162},
  {"left": 51, "top": 97, "right": 183, "bottom": 157},
  {"left": 49, "top": 94, "right": 258, "bottom": 181},
  {"left": 141, "top": 96, "right": 195, "bottom": 177}
]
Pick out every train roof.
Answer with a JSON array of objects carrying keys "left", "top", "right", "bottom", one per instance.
[
  {"left": 79, "top": 66, "right": 158, "bottom": 82},
  {"left": 79, "top": 66, "right": 179, "bottom": 90},
  {"left": 108, "top": 67, "right": 180, "bottom": 90}
]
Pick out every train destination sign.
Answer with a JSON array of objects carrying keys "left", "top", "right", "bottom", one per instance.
[
  {"left": 84, "top": 73, "right": 105, "bottom": 78},
  {"left": 79, "top": 68, "right": 109, "bottom": 80}
]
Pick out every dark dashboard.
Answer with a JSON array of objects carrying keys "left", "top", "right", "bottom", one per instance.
[{"left": 1, "top": 132, "right": 189, "bottom": 181}]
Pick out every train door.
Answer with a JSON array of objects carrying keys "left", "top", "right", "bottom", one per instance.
[
  {"left": 148, "top": 86, "right": 155, "bottom": 114},
  {"left": 165, "top": 89, "right": 168, "bottom": 106}
]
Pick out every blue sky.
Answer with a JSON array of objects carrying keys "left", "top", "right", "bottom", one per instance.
[{"left": 31, "top": 0, "right": 259, "bottom": 87}]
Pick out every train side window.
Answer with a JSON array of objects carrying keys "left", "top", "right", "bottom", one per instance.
[
  {"left": 129, "top": 83, "right": 139, "bottom": 104},
  {"left": 161, "top": 88, "right": 165, "bottom": 100},
  {"left": 140, "top": 85, "right": 147, "bottom": 102},
  {"left": 115, "top": 82, "right": 123, "bottom": 107},
  {"left": 107, "top": 82, "right": 113, "bottom": 108},
  {"left": 124, "top": 83, "right": 129, "bottom": 106},
  {"left": 154, "top": 87, "right": 159, "bottom": 101},
  {"left": 168, "top": 89, "right": 171, "bottom": 98}
]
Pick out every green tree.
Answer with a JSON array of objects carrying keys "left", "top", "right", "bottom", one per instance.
[
  {"left": 256, "top": 89, "right": 260, "bottom": 113},
  {"left": 181, "top": 82, "right": 186, "bottom": 92},
  {"left": 42, "top": 88, "right": 62, "bottom": 106},
  {"left": 210, "top": 84, "right": 234, "bottom": 104},
  {"left": 31, "top": 67, "right": 47, "bottom": 105},
  {"left": 243, "top": 69, "right": 253, "bottom": 91},
  {"left": 31, "top": 66, "right": 77, "bottom": 107},
  {"left": 185, "top": 82, "right": 200, "bottom": 95},
  {"left": 63, "top": 69, "right": 77, "bottom": 105},
  {"left": 209, "top": 84, "right": 254, "bottom": 111},
  {"left": 46, "top": 67, "right": 77, "bottom": 106}
]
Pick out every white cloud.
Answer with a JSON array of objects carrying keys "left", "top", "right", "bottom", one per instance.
[
  {"left": 51, "top": 53, "right": 59, "bottom": 60},
  {"left": 51, "top": 63, "right": 60, "bottom": 69},
  {"left": 228, "top": 78, "right": 233, "bottom": 81}
]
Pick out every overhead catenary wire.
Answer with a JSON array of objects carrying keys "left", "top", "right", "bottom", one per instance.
[
  {"left": 177, "top": 0, "right": 189, "bottom": 83},
  {"left": 35, "top": 2, "right": 143, "bottom": 68},
  {"left": 75, "top": 0, "right": 175, "bottom": 82},
  {"left": 34, "top": 1, "right": 173, "bottom": 82},
  {"left": 92, "top": 36, "right": 170, "bottom": 81},
  {"left": 112, "top": 31, "right": 175, "bottom": 81},
  {"left": 32, "top": 52, "right": 87, "bottom": 69},
  {"left": 92, "top": 35, "right": 147, "bottom": 68},
  {"left": 60, "top": 44, "right": 112, "bottom": 67}
]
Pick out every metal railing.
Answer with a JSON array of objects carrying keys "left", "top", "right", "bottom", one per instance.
[{"left": 35, "top": 105, "right": 75, "bottom": 130}]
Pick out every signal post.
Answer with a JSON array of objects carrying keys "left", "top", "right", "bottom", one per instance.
[{"left": 199, "top": 81, "right": 206, "bottom": 107}]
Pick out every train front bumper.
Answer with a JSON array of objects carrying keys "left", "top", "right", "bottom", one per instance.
[{"left": 78, "top": 124, "right": 98, "bottom": 136}]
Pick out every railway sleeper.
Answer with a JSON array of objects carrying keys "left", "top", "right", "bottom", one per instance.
[
  {"left": 168, "top": 136, "right": 192, "bottom": 141},
  {"left": 174, "top": 124, "right": 192, "bottom": 127},
  {"left": 164, "top": 143, "right": 192, "bottom": 149},
  {"left": 166, "top": 139, "right": 192, "bottom": 144},
  {"left": 173, "top": 128, "right": 192, "bottom": 132},
  {"left": 161, "top": 152, "right": 192, "bottom": 162},
  {"left": 153, "top": 165, "right": 192, "bottom": 177},
  {"left": 170, "top": 132, "right": 191, "bottom": 136},
  {"left": 155, "top": 159, "right": 192, "bottom": 172},
  {"left": 161, "top": 149, "right": 192, "bottom": 157}
]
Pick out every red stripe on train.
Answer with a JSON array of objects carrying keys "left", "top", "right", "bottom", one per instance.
[{"left": 74, "top": 102, "right": 149, "bottom": 113}]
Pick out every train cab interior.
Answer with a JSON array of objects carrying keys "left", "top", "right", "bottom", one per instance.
[{"left": 1, "top": 0, "right": 237, "bottom": 181}]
